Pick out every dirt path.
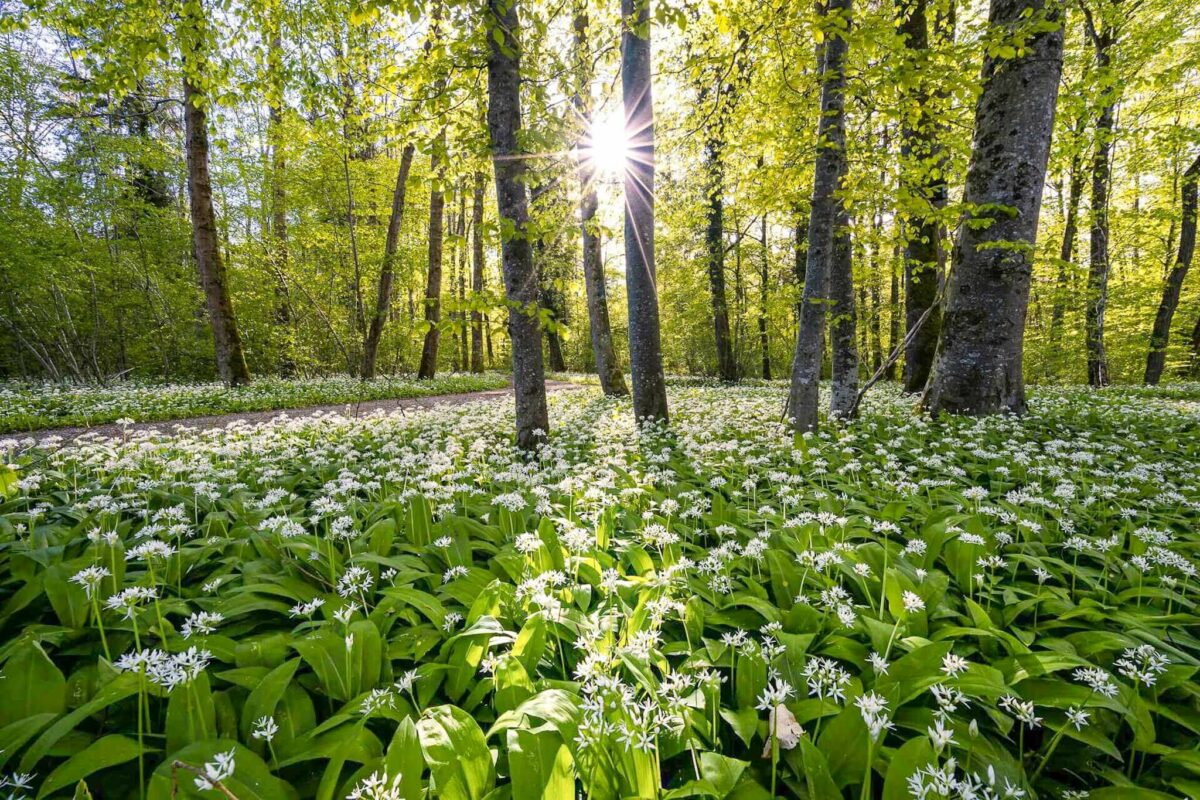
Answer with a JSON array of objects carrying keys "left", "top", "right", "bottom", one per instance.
[{"left": 19, "top": 380, "right": 584, "bottom": 446}]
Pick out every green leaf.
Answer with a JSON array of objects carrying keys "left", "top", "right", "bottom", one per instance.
[
  {"left": 239, "top": 658, "right": 300, "bottom": 746},
  {"left": 506, "top": 728, "right": 573, "bottom": 800},
  {"left": 147, "top": 740, "right": 298, "bottom": 800},
  {"left": 385, "top": 717, "right": 425, "bottom": 800},
  {"left": 882, "top": 736, "right": 935, "bottom": 800},
  {"left": 37, "top": 734, "right": 144, "bottom": 799},
  {"left": 699, "top": 752, "right": 748, "bottom": 798},
  {"left": 0, "top": 640, "right": 67, "bottom": 726},
  {"left": 417, "top": 705, "right": 495, "bottom": 800}
]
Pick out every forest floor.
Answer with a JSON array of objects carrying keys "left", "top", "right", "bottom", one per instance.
[{"left": 14, "top": 379, "right": 582, "bottom": 446}]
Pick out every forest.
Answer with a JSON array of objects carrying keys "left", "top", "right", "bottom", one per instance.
[{"left": 2, "top": 0, "right": 1200, "bottom": 797}]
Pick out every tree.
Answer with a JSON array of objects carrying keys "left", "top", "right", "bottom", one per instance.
[
  {"left": 571, "top": 9, "right": 627, "bottom": 396},
  {"left": 486, "top": 0, "right": 549, "bottom": 449},
  {"left": 789, "top": 0, "right": 851, "bottom": 432},
  {"left": 263, "top": 12, "right": 295, "bottom": 377},
  {"left": 896, "top": 0, "right": 949, "bottom": 394},
  {"left": 470, "top": 171, "right": 487, "bottom": 374},
  {"left": 418, "top": 139, "right": 446, "bottom": 379},
  {"left": 622, "top": 0, "right": 669, "bottom": 422},
  {"left": 1144, "top": 152, "right": 1199, "bottom": 383},
  {"left": 759, "top": 212, "right": 771, "bottom": 379},
  {"left": 829, "top": 193, "right": 858, "bottom": 417},
  {"left": 923, "top": 0, "right": 1064, "bottom": 415},
  {"left": 1083, "top": 1, "right": 1119, "bottom": 387},
  {"left": 181, "top": 0, "right": 251, "bottom": 387},
  {"left": 361, "top": 144, "right": 416, "bottom": 379}
]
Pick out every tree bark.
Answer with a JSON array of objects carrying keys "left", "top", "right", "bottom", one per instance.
[
  {"left": 1049, "top": 152, "right": 1084, "bottom": 341},
  {"left": 1085, "top": 13, "right": 1116, "bottom": 387},
  {"left": 897, "top": 0, "right": 945, "bottom": 394},
  {"left": 759, "top": 212, "right": 771, "bottom": 379},
  {"left": 470, "top": 172, "right": 487, "bottom": 373},
  {"left": 829, "top": 197, "right": 857, "bottom": 417},
  {"left": 572, "top": 10, "right": 627, "bottom": 396},
  {"left": 418, "top": 142, "right": 445, "bottom": 379},
  {"left": 265, "top": 26, "right": 294, "bottom": 377},
  {"left": 622, "top": 0, "right": 669, "bottom": 422},
  {"left": 789, "top": 0, "right": 850, "bottom": 432},
  {"left": 361, "top": 143, "right": 415, "bottom": 379},
  {"left": 793, "top": 204, "right": 808, "bottom": 330},
  {"left": 923, "top": 0, "right": 1064, "bottom": 415},
  {"left": 1144, "top": 153, "right": 1199, "bottom": 384},
  {"left": 704, "top": 136, "right": 736, "bottom": 381},
  {"left": 486, "top": 0, "right": 549, "bottom": 449},
  {"left": 181, "top": 1, "right": 251, "bottom": 387},
  {"left": 886, "top": 245, "right": 900, "bottom": 380}
]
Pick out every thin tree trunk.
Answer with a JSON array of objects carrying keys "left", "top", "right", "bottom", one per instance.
[
  {"left": 897, "top": 0, "right": 946, "bottom": 393},
  {"left": 759, "top": 212, "right": 771, "bottom": 379},
  {"left": 361, "top": 143, "right": 415, "bottom": 379},
  {"left": 418, "top": 142, "right": 445, "bottom": 379},
  {"left": 789, "top": 0, "right": 849, "bottom": 431},
  {"left": 266, "top": 27, "right": 295, "bottom": 377},
  {"left": 1085, "top": 13, "right": 1116, "bottom": 387},
  {"left": 793, "top": 204, "right": 808, "bottom": 331},
  {"left": 1145, "top": 153, "right": 1199, "bottom": 384},
  {"left": 572, "top": 9, "right": 627, "bottom": 396},
  {"left": 829, "top": 197, "right": 858, "bottom": 417},
  {"left": 486, "top": 0, "right": 549, "bottom": 448},
  {"left": 704, "top": 136, "right": 736, "bottom": 381},
  {"left": 886, "top": 245, "right": 900, "bottom": 380},
  {"left": 923, "top": 0, "right": 1063, "bottom": 415},
  {"left": 869, "top": 277, "right": 883, "bottom": 371},
  {"left": 470, "top": 172, "right": 486, "bottom": 373},
  {"left": 1050, "top": 152, "right": 1084, "bottom": 341},
  {"left": 544, "top": 282, "right": 568, "bottom": 372},
  {"left": 181, "top": 2, "right": 251, "bottom": 387},
  {"left": 622, "top": 0, "right": 669, "bottom": 422},
  {"left": 457, "top": 189, "right": 468, "bottom": 372}
]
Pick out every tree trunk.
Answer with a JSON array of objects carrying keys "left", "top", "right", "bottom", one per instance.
[
  {"left": 789, "top": 0, "right": 849, "bottom": 432},
  {"left": 1085, "top": 17, "right": 1116, "bottom": 387},
  {"left": 622, "top": 0, "right": 669, "bottom": 422},
  {"left": 486, "top": 0, "right": 549, "bottom": 449},
  {"left": 793, "top": 204, "right": 808, "bottom": 331},
  {"left": 897, "top": 0, "right": 945, "bottom": 394},
  {"left": 418, "top": 143, "right": 445, "bottom": 379},
  {"left": 266, "top": 28, "right": 295, "bottom": 377},
  {"left": 829, "top": 200, "right": 857, "bottom": 417},
  {"left": 361, "top": 143, "right": 415, "bottom": 379},
  {"left": 1050, "top": 153, "right": 1084, "bottom": 341},
  {"left": 544, "top": 283, "right": 568, "bottom": 372},
  {"left": 923, "top": 0, "right": 1063, "bottom": 415},
  {"left": 1145, "top": 153, "right": 1199, "bottom": 384},
  {"left": 886, "top": 245, "right": 900, "bottom": 380},
  {"left": 704, "top": 137, "right": 736, "bottom": 382},
  {"left": 759, "top": 212, "right": 771, "bottom": 379},
  {"left": 181, "top": 2, "right": 251, "bottom": 387},
  {"left": 470, "top": 172, "right": 487, "bottom": 373},
  {"left": 572, "top": 10, "right": 627, "bottom": 396},
  {"left": 457, "top": 189, "right": 468, "bottom": 372}
]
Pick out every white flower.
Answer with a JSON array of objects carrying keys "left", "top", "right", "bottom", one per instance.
[
  {"left": 252, "top": 716, "right": 279, "bottom": 742},
  {"left": 1066, "top": 706, "right": 1090, "bottom": 730},
  {"left": 193, "top": 748, "right": 236, "bottom": 792},
  {"left": 902, "top": 590, "right": 925, "bottom": 614},
  {"left": 941, "top": 653, "right": 970, "bottom": 677}
]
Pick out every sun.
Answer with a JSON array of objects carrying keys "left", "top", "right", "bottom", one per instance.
[{"left": 582, "top": 112, "right": 629, "bottom": 177}]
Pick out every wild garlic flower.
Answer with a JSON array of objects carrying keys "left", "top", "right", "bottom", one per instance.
[{"left": 193, "top": 749, "right": 236, "bottom": 792}]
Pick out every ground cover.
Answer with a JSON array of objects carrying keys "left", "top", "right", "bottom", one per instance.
[
  {"left": 0, "top": 384, "right": 1197, "bottom": 799},
  {"left": 0, "top": 374, "right": 511, "bottom": 434}
]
